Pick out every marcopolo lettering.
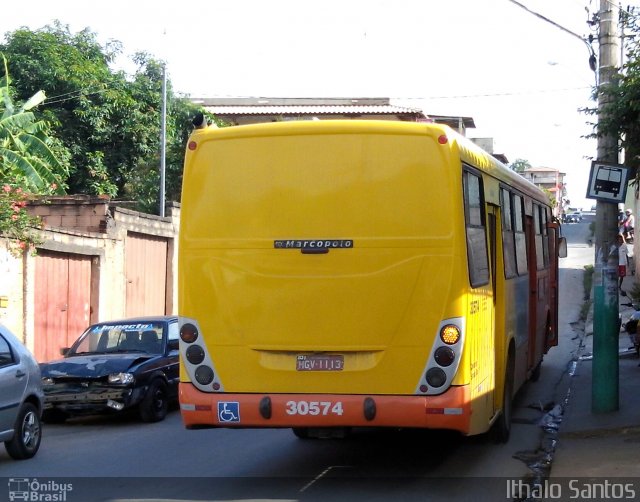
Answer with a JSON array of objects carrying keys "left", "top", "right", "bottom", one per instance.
[{"left": 274, "top": 240, "right": 354, "bottom": 249}]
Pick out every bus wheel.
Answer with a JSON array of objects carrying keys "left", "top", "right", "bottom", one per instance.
[
  {"left": 292, "top": 427, "right": 311, "bottom": 439},
  {"left": 530, "top": 360, "right": 542, "bottom": 382},
  {"left": 292, "top": 427, "right": 351, "bottom": 439},
  {"left": 492, "top": 356, "right": 514, "bottom": 444}
]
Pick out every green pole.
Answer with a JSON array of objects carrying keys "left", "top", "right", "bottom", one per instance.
[
  {"left": 592, "top": 239, "right": 619, "bottom": 412},
  {"left": 591, "top": 0, "right": 620, "bottom": 413}
]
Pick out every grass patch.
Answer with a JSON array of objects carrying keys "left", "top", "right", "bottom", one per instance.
[{"left": 580, "top": 264, "right": 594, "bottom": 321}]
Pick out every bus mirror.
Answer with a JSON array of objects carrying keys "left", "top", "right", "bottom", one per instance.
[{"left": 558, "top": 237, "right": 568, "bottom": 258}]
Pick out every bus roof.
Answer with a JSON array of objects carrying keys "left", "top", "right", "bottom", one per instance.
[{"left": 190, "top": 120, "right": 550, "bottom": 206}]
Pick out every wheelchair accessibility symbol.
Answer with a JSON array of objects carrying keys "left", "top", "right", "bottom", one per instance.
[{"left": 217, "top": 402, "right": 240, "bottom": 423}]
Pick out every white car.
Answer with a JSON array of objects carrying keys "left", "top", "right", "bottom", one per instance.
[{"left": 0, "top": 324, "right": 44, "bottom": 460}]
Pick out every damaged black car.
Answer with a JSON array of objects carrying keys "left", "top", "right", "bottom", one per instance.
[{"left": 39, "top": 316, "right": 179, "bottom": 424}]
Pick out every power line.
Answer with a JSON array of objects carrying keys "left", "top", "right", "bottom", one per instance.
[
  {"left": 507, "top": 0, "right": 598, "bottom": 82},
  {"left": 195, "top": 86, "right": 593, "bottom": 104}
]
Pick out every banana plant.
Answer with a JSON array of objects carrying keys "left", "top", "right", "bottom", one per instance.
[{"left": 0, "top": 54, "right": 66, "bottom": 193}]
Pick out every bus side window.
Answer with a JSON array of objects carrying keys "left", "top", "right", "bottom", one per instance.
[
  {"left": 500, "top": 187, "right": 517, "bottom": 279},
  {"left": 534, "top": 203, "right": 545, "bottom": 271},
  {"left": 463, "top": 169, "right": 489, "bottom": 287},
  {"left": 513, "top": 194, "right": 528, "bottom": 276}
]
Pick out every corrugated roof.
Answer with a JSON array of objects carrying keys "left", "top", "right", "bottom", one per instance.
[{"left": 203, "top": 105, "right": 424, "bottom": 116}]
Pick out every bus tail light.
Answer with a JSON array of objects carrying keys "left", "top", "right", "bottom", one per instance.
[
  {"left": 434, "top": 346, "right": 455, "bottom": 367},
  {"left": 426, "top": 368, "right": 447, "bottom": 388},
  {"left": 180, "top": 323, "right": 199, "bottom": 343},
  {"left": 415, "top": 317, "right": 465, "bottom": 396},
  {"left": 440, "top": 324, "right": 460, "bottom": 345},
  {"left": 186, "top": 345, "right": 205, "bottom": 365},
  {"left": 179, "top": 317, "right": 223, "bottom": 392}
]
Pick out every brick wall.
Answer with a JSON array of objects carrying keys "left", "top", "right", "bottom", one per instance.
[
  {"left": 1, "top": 199, "right": 180, "bottom": 352},
  {"left": 28, "top": 195, "right": 111, "bottom": 233}
]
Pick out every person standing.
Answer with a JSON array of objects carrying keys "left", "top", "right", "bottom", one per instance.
[
  {"left": 623, "top": 209, "right": 635, "bottom": 241},
  {"left": 617, "top": 233, "right": 628, "bottom": 291}
]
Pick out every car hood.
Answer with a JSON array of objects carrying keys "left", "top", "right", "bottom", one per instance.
[{"left": 40, "top": 354, "right": 153, "bottom": 378}]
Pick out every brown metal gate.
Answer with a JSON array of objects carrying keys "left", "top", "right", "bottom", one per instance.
[
  {"left": 34, "top": 251, "right": 93, "bottom": 362},
  {"left": 125, "top": 232, "right": 168, "bottom": 317}
]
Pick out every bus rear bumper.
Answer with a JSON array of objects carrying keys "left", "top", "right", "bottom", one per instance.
[{"left": 179, "top": 383, "right": 472, "bottom": 434}]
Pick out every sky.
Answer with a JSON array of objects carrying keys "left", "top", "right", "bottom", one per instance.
[{"left": 3, "top": 0, "right": 638, "bottom": 209}]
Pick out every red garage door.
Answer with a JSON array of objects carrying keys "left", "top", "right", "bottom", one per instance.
[
  {"left": 125, "top": 232, "right": 168, "bottom": 317},
  {"left": 34, "top": 251, "right": 93, "bottom": 362}
]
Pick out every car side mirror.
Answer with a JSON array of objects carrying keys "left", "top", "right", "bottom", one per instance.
[
  {"left": 167, "top": 339, "right": 179, "bottom": 352},
  {"left": 60, "top": 347, "right": 70, "bottom": 356}
]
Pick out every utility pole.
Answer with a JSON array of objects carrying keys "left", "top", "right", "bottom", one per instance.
[
  {"left": 159, "top": 61, "right": 167, "bottom": 218},
  {"left": 592, "top": 0, "right": 620, "bottom": 413}
]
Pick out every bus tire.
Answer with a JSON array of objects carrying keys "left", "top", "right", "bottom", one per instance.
[
  {"left": 492, "top": 355, "right": 514, "bottom": 444},
  {"left": 292, "top": 427, "right": 311, "bottom": 439},
  {"left": 530, "top": 360, "right": 542, "bottom": 382}
]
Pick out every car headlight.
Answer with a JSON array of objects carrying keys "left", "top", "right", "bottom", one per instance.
[
  {"left": 42, "top": 377, "right": 54, "bottom": 385},
  {"left": 108, "top": 373, "right": 135, "bottom": 385}
]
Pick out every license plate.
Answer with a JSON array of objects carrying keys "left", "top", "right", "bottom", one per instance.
[{"left": 296, "top": 354, "right": 344, "bottom": 371}]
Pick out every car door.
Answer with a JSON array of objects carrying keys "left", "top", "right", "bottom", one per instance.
[{"left": 0, "top": 332, "right": 26, "bottom": 438}]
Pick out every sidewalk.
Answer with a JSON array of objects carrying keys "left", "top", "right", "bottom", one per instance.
[{"left": 549, "top": 274, "right": 640, "bottom": 478}]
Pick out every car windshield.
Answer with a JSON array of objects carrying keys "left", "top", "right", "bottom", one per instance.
[{"left": 69, "top": 322, "right": 165, "bottom": 356}]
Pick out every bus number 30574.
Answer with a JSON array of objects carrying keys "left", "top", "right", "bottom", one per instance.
[{"left": 285, "top": 401, "right": 344, "bottom": 416}]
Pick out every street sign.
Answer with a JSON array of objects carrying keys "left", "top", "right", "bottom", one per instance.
[{"left": 586, "top": 161, "right": 631, "bottom": 203}]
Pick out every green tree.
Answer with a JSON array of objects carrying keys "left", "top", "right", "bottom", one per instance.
[
  {"left": 1, "top": 23, "right": 210, "bottom": 211},
  {"left": 509, "top": 158, "right": 531, "bottom": 173},
  {"left": 0, "top": 55, "right": 67, "bottom": 193},
  {"left": 1, "top": 23, "right": 123, "bottom": 195},
  {"left": 0, "top": 55, "right": 67, "bottom": 254},
  {"left": 587, "top": 7, "right": 640, "bottom": 174}
]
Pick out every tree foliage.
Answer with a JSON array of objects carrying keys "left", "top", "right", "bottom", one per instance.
[
  {"left": 587, "top": 7, "right": 640, "bottom": 176},
  {"left": 509, "top": 158, "right": 531, "bottom": 173},
  {"left": 0, "top": 54, "right": 68, "bottom": 193},
  {"left": 0, "top": 22, "right": 212, "bottom": 213},
  {"left": 0, "top": 54, "right": 68, "bottom": 253}
]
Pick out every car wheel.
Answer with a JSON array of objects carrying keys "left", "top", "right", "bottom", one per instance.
[
  {"left": 139, "top": 379, "right": 169, "bottom": 423},
  {"left": 5, "top": 402, "right": 42, "bottom": 460}
]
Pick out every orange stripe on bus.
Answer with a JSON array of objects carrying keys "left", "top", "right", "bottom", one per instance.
[{"left": 179, "top": 383, "right": 472, "bottom": 434}]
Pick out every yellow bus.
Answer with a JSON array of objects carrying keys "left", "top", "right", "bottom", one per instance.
[{"left": 177, "top": 120, "right": 565, "bottom": 441}]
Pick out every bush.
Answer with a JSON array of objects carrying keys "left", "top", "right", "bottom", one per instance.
[{"left": 0, "top": 184, "right": 43, "bottom": 256}]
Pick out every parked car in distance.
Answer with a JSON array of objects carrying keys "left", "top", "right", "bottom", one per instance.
[
  {"left": 563, "top": 211, "right": 583, "bottom": 223},
  {"left": 0, "top": 323, "right": 44, "bottom": 460},
  {"left": 39, "top": 316, "right": 179, "bottom": 424}
]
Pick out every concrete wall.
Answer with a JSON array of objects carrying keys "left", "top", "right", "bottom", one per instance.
[
  {"left": 0, "top": 196, "right": 180, "bottom": 350},
  {"left": 0, "top": 240, "right": 24, "bottom": 335}
]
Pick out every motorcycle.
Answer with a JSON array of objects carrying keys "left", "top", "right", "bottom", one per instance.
[{"left": 622, "top": 302, "right": 640, "bottom": 356}]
